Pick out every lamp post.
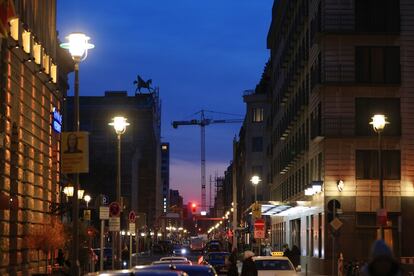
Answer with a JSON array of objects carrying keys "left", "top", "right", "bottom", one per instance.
[
  {"left": 60, "top": 32, "right": 94, "bottom": 276},
  {"left": 109, "top": 116, "right": 129, "bottom": 268},
  {"left": 84, "top": 194, "right": 91, "bottom": 209},
  {"left": 370, "top": 114, "right": 389, "bottom": 240},
  {"left": 250, "top": 175, "right": 261, "bottom": 202}
]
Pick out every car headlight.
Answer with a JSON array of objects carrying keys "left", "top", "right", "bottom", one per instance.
[{"left": 181, "top": 248, "right": 187, "bottom": 254}]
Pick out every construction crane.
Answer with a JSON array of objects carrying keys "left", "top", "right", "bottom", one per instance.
[{"left": 172, "top": 110, "right": 243, "bottom": 212}]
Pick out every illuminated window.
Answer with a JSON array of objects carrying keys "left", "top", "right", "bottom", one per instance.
[
  {"left": 42, "top": 53, "right": 50, "bottom": 74},
  {"left": 22, "top": 30, "right": 31, "bottom": 54},
  {"left": 50, "top": 63, "right": 57, "bottom": 83},
  {"left": 252, "top": 107, "right": 264, "bottom": 122},
  {"left": 162, "top": 145, "right": 168, "bottom": 150},
  {"left": 9, "top": 18, "right": 19, "bottom": 41},
  {"left": 33, "top": 42, "right": 41, "bottom": 64}
]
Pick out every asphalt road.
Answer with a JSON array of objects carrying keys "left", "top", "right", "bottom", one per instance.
[{"left": 132, "top": 251, "right": 227, "bottom": 275}]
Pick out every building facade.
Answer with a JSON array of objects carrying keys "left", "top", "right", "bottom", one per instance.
[
  {"left": 0, "top": 0, "right": 72, "bottom": 274},
  {"left": 65, "top": 91, "right": 162, "bottom": 228},
  {"left": 267, "top": 0, "right": 414, "bottom": 273},
  {"left": 230, "top": 75, "right": 271, "bottom": 246}
]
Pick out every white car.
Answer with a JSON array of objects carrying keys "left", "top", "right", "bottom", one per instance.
[{"left": 252, "top": 256, "right": 297, "bottom": 276}]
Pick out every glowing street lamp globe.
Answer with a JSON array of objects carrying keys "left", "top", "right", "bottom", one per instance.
[
  {"left": 370, "top": 114, "right": 389, "bottom": 133},
  {"left": 60, "top": 33, "right": 94, "bottom": 61},
  {"left": 109, "top": 116, "right": 130, "bottom": 135},
  {"left": 250, "top": 175, "right": 261, "bottom": 185}
]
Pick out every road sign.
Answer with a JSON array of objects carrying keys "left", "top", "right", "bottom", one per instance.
[
  {"left": 129, "top": 223, "right": 135, "bottom": 233},
  {"left": 129, "top": 211, "right": 136, "bottom": 223},
  {"left": 109, "top": 202, "right": 120, "bottom": 217},
  {"left": 254, "top": 218, "right": 265, "bottom": 239},
  {"left": 109, "top": 217, "right": 120, "bottom": 232},
  {"left": 101, "top": 195, "right": 109, "bottom": 205},
  {"left": 83, "top": 209, "right": 91, "bottom": 221},
  {"left": 99, "top": 206, "right": 109, "bottom": 220},
  {"left": 330, "top": 217, "right": 343, "bottom": 231},
  {"left": 252, "top": 202, "right": 261, "bottom": 220}
]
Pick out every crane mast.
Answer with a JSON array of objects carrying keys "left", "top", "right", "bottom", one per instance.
[{"left": 172, "top": 110, "right": 243, "bottom": 212}]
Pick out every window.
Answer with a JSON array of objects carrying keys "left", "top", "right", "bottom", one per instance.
[
  {"left": 356, "top": 150, "right": 400, "bottom": 180},
  {"left": 355, "top": 0, "right": 400, "bottom": 33},
  {"left": 252, "top": 137, "right": 263, "bottom": 152},
  {"left": 355, "top": 47, "right": 400, "bottom": 84},
  {"left": 355, "top": 98, "right": 401, "bottom": 136},
  {"left": 252, "top": 107, "right": 264, "bottom": 122}
]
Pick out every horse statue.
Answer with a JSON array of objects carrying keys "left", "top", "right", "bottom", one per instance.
[{"left": 134, "top": 75, "right": 153, "bottom": 93}]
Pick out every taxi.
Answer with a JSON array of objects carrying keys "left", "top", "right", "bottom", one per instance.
[{"left": 252, "top": 252, "right": 297, "bottom": 276}]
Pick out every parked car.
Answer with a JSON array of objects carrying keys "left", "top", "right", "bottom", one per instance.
[
  {"left": 252, "top": 256, "right": 298, "bottom": 276},
  {"left": 204, "top": 240, "right": 223, "bottom": 253},
  {"left": 135, "top": 264, "right": 218, "bottom": 276},
  {"left": 92, "top": 247, "right": 112, "bottom": 270},
  {"left": 203, "top": 252, "right": 230, "bottom": 273},
  {"left": 152, "top": 244, "right": 164, "bottom": 254},
  {"left": 86, "top": 269, "right": 188, "bottom": 275}
]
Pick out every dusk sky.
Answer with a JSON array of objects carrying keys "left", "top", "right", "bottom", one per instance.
[{"left": 57, "top": 1, "right": 273, "bottom": 204}]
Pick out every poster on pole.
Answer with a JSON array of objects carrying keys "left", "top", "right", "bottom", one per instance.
[{"left": 61, "top": 131, "right": 89, "bottom": 173}]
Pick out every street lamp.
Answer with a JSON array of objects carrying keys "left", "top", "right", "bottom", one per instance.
[
  {"left": 84, "top": 194, "right": 91, "bottom": 208},
  {"left": 250, "top": 175, "right": 261, "bottom": 202},
  {"left": 60, "top": 32, "right": 94, "bottom": 276},
  {"left": 109, "top": 116, "right": 129, "bottom": 268},
  {"left": 370, "top": 114, "right": 389, "bottom": 240}
]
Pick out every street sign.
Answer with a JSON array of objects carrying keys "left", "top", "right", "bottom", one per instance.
[
  {"left": 252, "top": 202, "right": 261, "bottom": 219},
  {"left": 129, "top": 223, "right": 135, "bottom": 233},
  {"left": 109, "top": 202, "right": 120, "bottom": 217},
  {"left": 84, "top": 209, "right": 91, "bottom": 221},
  {"left": 109, "top": 217, "right": 120, "bottom": 232},
  {"left": 129, "top": 211, "right": 136, "bottom": 223},
  {"left": 99, "top": 206, "right": 109, "bottom": 220},
  {"left": 330, "top": 217, "right": 343, "bottom": 231},
  {"left": 101, "top": 195, "right": 109, "bottom": 205},
  {"left": 254, "top": 218, "right": 265, "bottom": 239}
]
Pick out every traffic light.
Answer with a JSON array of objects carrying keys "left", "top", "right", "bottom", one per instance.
[{"left": 191, "top": 203, "right": 197, "bottom": 213}]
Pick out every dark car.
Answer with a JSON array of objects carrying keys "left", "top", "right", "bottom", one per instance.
[
  {"left": 135, "top": 264, "right": 218, "bottom": 276},
  {"left": 203, "top": 252, "right": 230, "bottom": 273},
  {"left": 152, "top": 244, "right": 163, "bottom": 254},
  {"left": 93, "top": 247, "right": 112, "bottom": 270},
  {"left": 204, "top": 240, "right": 223, "bottom": 253},
  {"left": 86, "top": 269, "right": 188, "bottom": 275},
  {"left": 158, "top": 240, "right": 173, "bottom": 253}
]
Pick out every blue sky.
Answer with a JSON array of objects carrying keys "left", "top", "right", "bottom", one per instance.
[{"left": 57, "top": 0, "right": 273, "bottom": 203}]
